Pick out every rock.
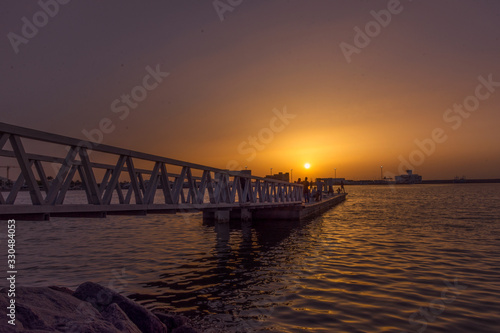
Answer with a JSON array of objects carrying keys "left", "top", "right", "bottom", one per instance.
[
  {"left": 154, "top": 312, "right": 177, "bottom": 330},
  {"left": 74, "top": 281, "right": 167, "bottom": 333},
  {"left": 172, "top": 315, "right": 190, "bottom": 328},
  {"left": 0, "top": 286, "right": 120, "bottom": 332},
  {"left": 0, "top": 283, "right": 200, "bottom": 333},
  {"left": 102, "top": 303, "right": 142, "bottom": 333},
  {"left": 153, "top": 312, "right": 201, "bottom": 333},
  {"left": 48, "top": 285, "right": 74, "bottom": 296},
  {"left": 172, "top": 326, "right": 200, "bottom": 333}
]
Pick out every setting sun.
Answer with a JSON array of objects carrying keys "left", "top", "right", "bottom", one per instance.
[{"left": 304, "top": 163, "right": 311, "bottom": 169}]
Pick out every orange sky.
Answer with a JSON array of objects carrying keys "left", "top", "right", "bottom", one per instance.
[{"left": 1, "top": 1, "right": 500, "bottom": 180}]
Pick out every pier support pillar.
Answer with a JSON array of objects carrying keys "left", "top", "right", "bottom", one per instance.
[
  {"left": 240, "top": 208, "right": 252, "bottom": 222},
  {"left": 214, "top": 210, "right": 230, "bottom": 223},
  {"left": 253, "top": 207, "right": 301, "bottom": 220},
  {"left": 229, "top": 208, "right": 252, "bottom": 221}
]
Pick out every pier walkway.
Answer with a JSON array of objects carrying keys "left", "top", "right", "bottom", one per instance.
[{"left": 0, "top": 122, "right": 345, "bottom": 221}]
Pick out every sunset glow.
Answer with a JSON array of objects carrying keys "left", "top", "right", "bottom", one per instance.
[
  {"left": 1, "top": 1, "right": 499, "bottom": 182},
  {"left": 1, "top": 2, "right": 499, "bottom": 332}
]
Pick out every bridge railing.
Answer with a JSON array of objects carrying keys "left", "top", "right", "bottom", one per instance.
[{"left": 0, "top": 122, "right": 303, "bottom": 208}]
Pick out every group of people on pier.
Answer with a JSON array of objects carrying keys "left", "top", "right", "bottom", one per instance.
[{"left": 296, "top": 178, "right": 345, "bottom": 203}]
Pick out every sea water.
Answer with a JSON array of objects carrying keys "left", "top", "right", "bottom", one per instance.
[{"left": 3, "top": 184, "right": 500, "bottom": 332}]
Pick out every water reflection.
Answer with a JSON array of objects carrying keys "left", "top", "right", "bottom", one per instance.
[
  {"left": 130, "top": 218, "right": 309, "bottom": 331},
  {"left": 9, "top": 185, "right": 500, "bottom": 332}
]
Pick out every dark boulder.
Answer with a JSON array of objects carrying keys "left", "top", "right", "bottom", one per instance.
[
  {"left": 0, "top": 286, "right": 120, "bottom": 332},
  {"left": 102, "top": 303, "right": 142, "bottom": 333},
  {"left": 74, "top": 281, "right": 167, "bottom": 333}
]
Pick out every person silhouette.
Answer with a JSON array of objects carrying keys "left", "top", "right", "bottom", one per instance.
[{"left": 303, "top": 177, "right": 310, "bottom": 203}]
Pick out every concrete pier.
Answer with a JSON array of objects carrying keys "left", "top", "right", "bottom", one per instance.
[
  {"left": 203, "top": 209, "right": 231, "bottom": 223},
  {"left": 299, "top": 193, "right": 347, "bottom": 220},
  {"left": 204, "top": 193, "right": 347, "bottom": 223}
]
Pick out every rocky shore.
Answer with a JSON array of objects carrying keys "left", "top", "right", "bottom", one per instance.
[{"left": 0, "top": 282, "right": 201, "bottom": 333}]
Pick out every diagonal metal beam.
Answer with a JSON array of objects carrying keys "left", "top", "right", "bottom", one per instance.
[
  {"left": 9, "top": 135, "right": 43, "bottom": 205},
  {"left": 221, "top": 173, "right": 231, "bottom": 203},
  {"left": 173, "top": 167, "right": 187, "bottom": 204},
  {"left": 125, "top": 185, "right": 133, "bottom": 204},
  {"left": 1, "top": 123, "right": 307, "bottom": 213},
  {"left": 79, "top": 148, "right": 102, "bottom": 205},
  {"left": 241, "top": 178, "right": 251, "bottom": 203},
  {"left": 185, "top": 167, "right": 197, "bottom": 204},
  {"left": 255, "top": 179, "right": 262, "bottom": 203},
  {"left": 55, "top": 164, "right": 78, "bottom": 204},
  {"left": 77, "top": 165, "right": 93, "bottom": 204},
  {"left": 197, "top": 170, "right": 209, "bottom": 204},
  {"left": 206, "top": 171, "right": 216, "bottom": 204},
  {"left": 159, "top": 163, "right": 174, "bottom": 204},
  {"left": 99, "top": 169, "right": 112, "bottom": 193},
  {"left": 0, "top": 149, "right": 199, "bottom": 180},
  {"left": 102, "top": 155, "right": 126, "bottom": 205},
  {"left": 0, "top": 133, "right": 10, "bottom": 150},
  {"left": 34, "top": 160, "right": 50, "bottom": 193},
  {"left": 115, "top": 182, "right": 125, "bottom": 204},
  {"left": 143, "top": 162, "right": 161, "bottom": 204},
  {"left": 125, "top": 156, "right": 143, "bottom": 204},
  {"left": 233, "top": 176, "right": 242, "bottom": 203},
  {"left": 6, "top": 169, "right": 29, "bottom": 204},
  {"left": 45, "top": 146, "right": 79, "bottom": 205},
  {"left": 138, "top": 173, "right": 146, "bottom": 196}
]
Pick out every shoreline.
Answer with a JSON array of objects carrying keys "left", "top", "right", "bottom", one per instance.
[{"left": 0, "top": 281, "right": 201, "bottom": 333}]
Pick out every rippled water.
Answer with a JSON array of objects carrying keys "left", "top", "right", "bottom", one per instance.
[{"left": 3, "top": 184, "right": 500, "bottom": 332}]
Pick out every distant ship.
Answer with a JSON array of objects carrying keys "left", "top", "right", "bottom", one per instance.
[
  {"left": 453, "top": 176, "right": 467, "bottom": 183},
  {"left": 395, "top": 170, "right": 422, "bottom": 184}
]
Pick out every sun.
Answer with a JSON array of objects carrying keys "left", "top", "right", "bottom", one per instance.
[{"left": 304, "top": 163, "right": 311, "bottom": 169}]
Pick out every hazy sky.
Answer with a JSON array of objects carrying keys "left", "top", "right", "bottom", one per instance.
[{"left": 1, "top": 0, "right": 500, "bottom": 180}]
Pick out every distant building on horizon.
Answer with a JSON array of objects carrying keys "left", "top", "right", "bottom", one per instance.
[
  {"left": 266, "top": 172, "right": 289, "bottom": 182},
  {"left": 395, "top": 170, "right": 422, "bottom": 184},
  {"left": 238, "top": 170, "right": 252, "bottom": 177},
  {"left": 317, "top": 178, "right": 346, "bottom": 186}
]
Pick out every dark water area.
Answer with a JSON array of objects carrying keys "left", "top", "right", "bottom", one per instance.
[{"left": 3, "top": 184, "right": 500, "bottom": 332}]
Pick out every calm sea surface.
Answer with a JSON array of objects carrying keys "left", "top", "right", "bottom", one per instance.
[{"left": 3, "top": 184, "right": 500, "bottom": 332}]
